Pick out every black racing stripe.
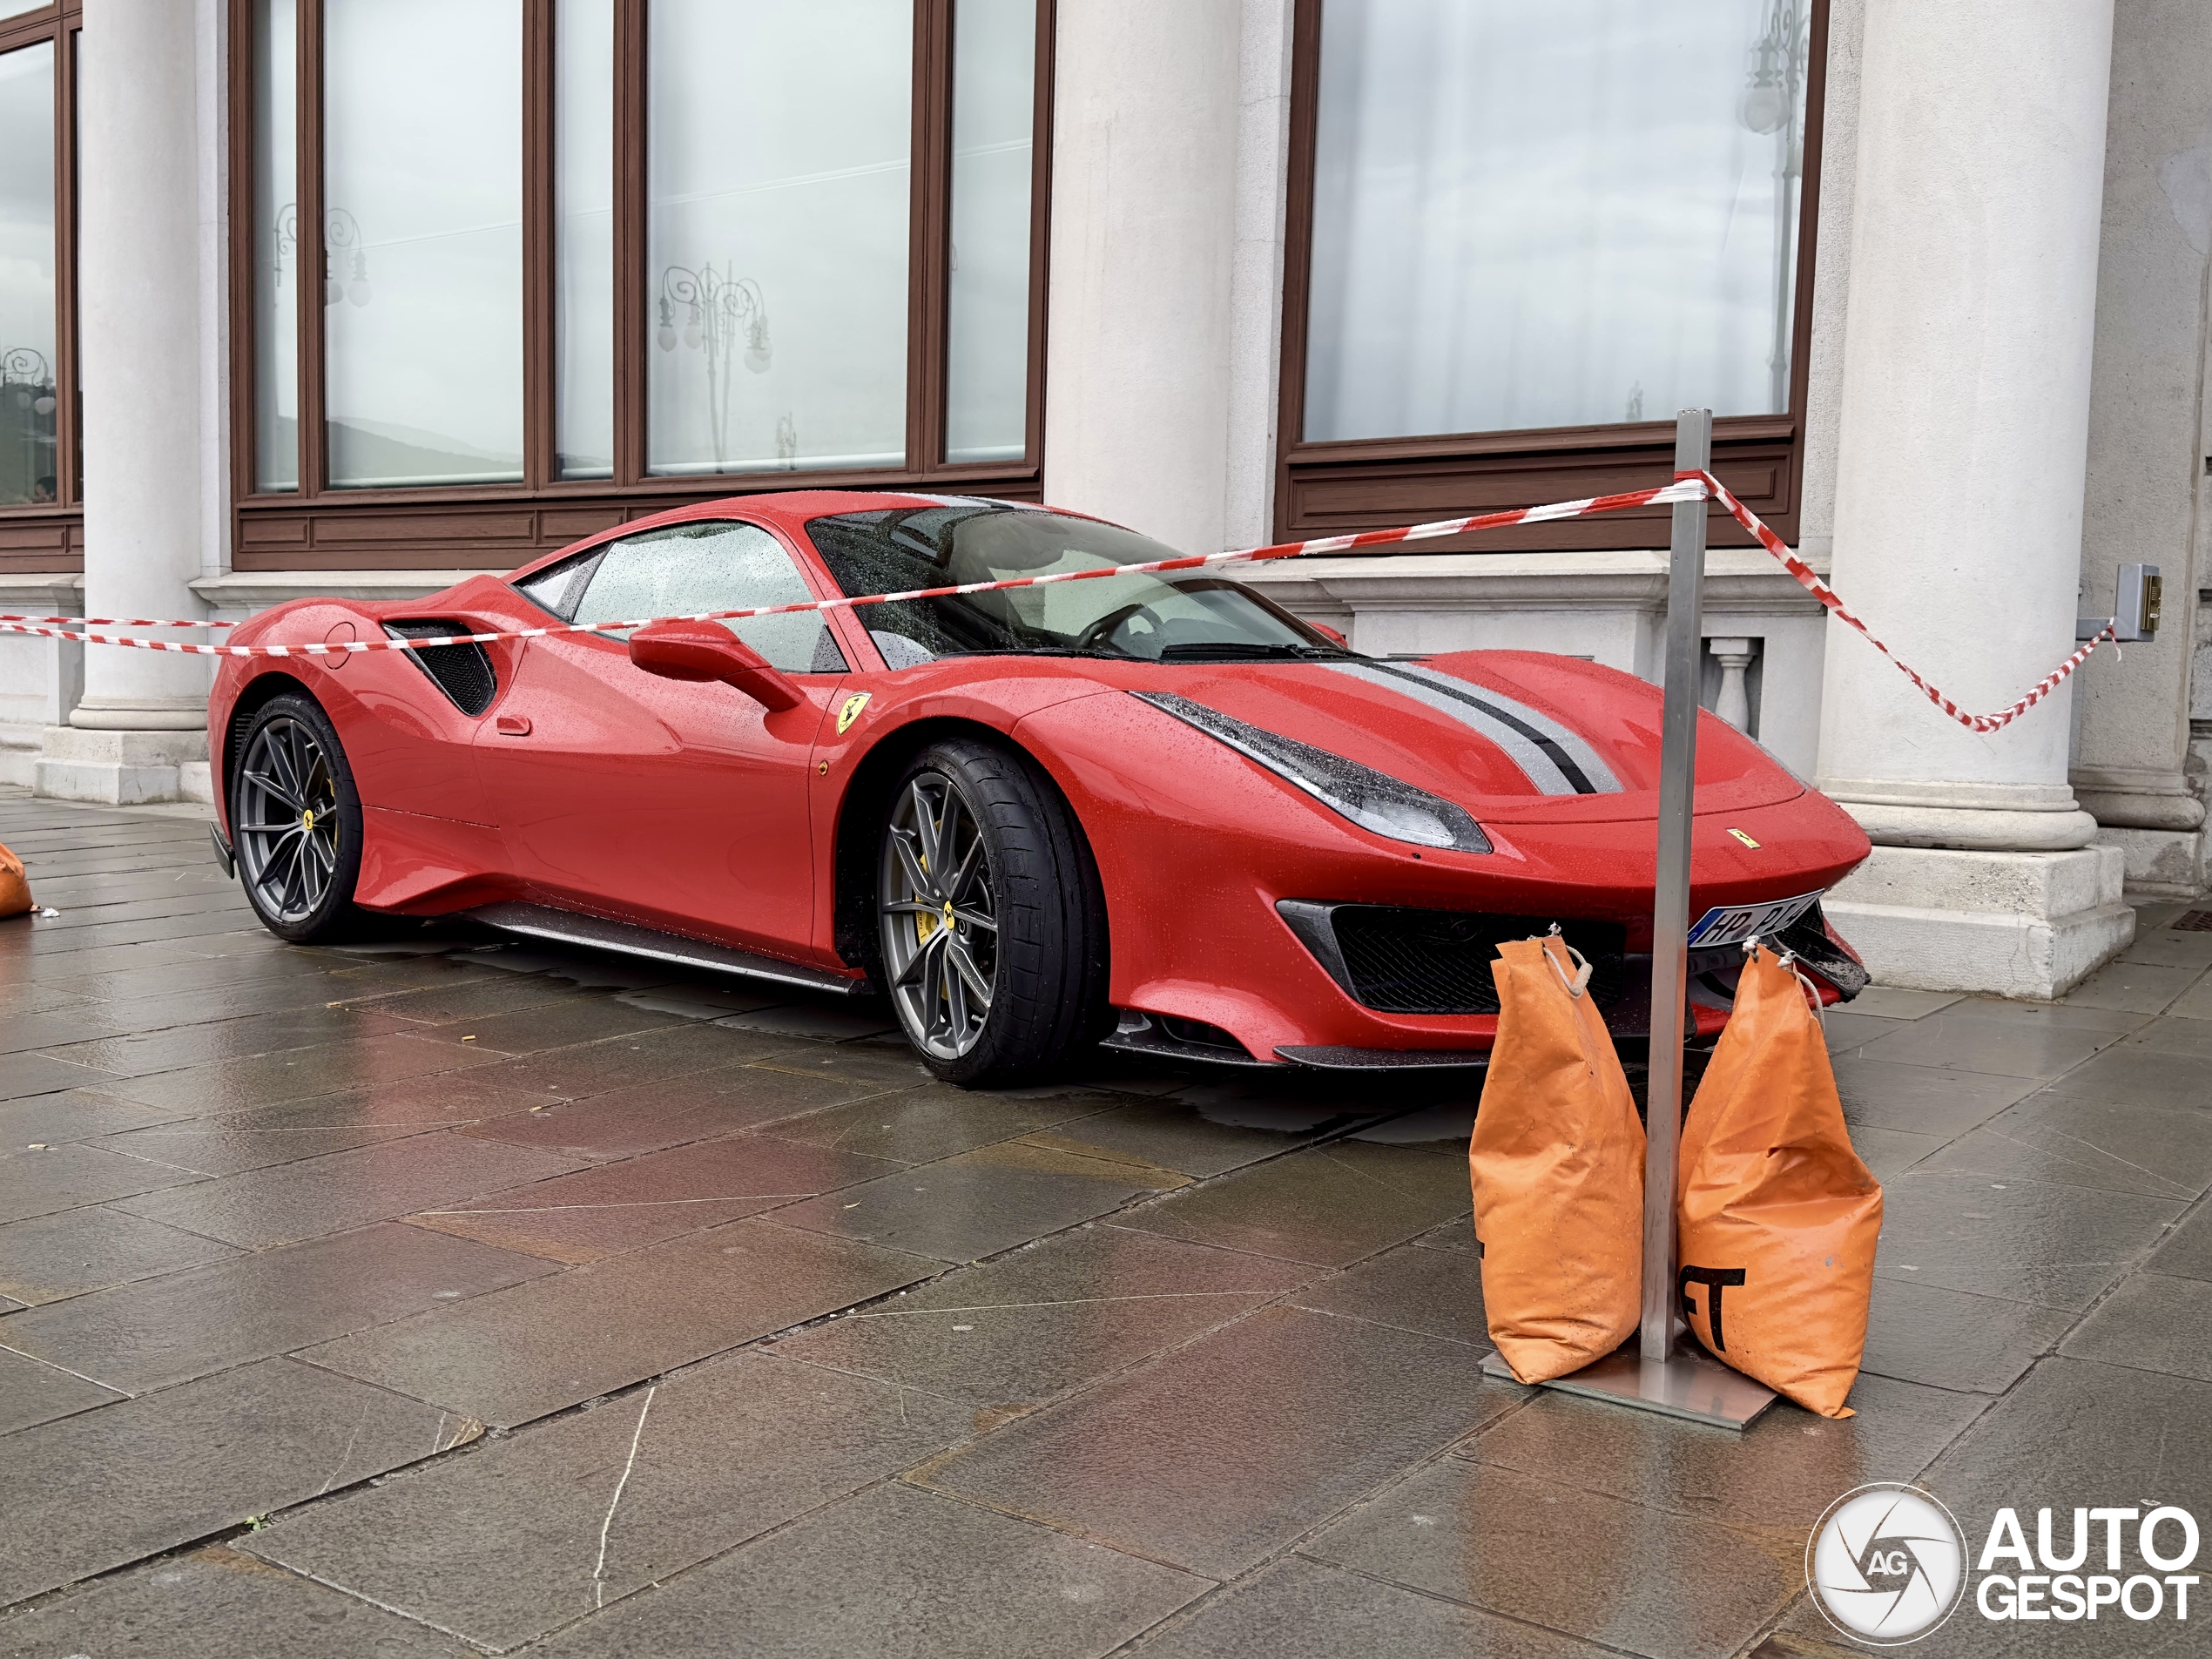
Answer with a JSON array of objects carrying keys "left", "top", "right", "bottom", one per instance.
[{"left": 1359, "top": 662, "right": 1598, "bottom": 794}]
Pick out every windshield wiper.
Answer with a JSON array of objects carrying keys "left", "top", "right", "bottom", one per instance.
[{"left": 1155, "top": 642, "right": 1354, "bottom": 661}]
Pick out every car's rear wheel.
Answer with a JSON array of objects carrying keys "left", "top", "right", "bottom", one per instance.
[
  {"left": 876, "top": 738, "right": 1105, "bottom": 1087},
  {"left": 231, "top": 692, "right": 368, "bottom": 943}
]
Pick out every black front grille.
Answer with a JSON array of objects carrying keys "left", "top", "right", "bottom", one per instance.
[
  {"left": 1327, "top": 906, "right": 1628, "bottom": 1015},
  {"left": 384, "top": 621, "right": 496, "bottom": 716}
]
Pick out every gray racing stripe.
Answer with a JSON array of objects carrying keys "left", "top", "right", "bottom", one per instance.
[{"left": 1325, "top": 661, "right": 1623, "bottom": 795}]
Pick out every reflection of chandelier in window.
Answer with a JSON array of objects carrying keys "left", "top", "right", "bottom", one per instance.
[
  {"left": 658, "top": 264, "right": 770, "bottom": 469},
  {"left": 1, "top": 348, "right": 57, "bottom": 416},
  {"left": 1740, "top": 0, "right": 1807, "bottom": 414},
  {"left": 273, "top": 204, "right": 373, "bottom": 307}
]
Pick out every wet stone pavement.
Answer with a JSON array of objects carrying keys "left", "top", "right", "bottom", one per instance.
[{"left": 0, "top": 785, "right": 2209, "bottom": 1658}]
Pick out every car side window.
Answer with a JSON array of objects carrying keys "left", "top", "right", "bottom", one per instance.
[{"left": 529, "top": 521, "right": 846, "bottom": 674}]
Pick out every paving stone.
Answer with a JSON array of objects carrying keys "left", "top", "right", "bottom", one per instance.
[
  {"left": 0, "top": 1205, "right": 237, "bottom": 1305},
  {"left": 0, "top": 1089, "right": 191, "bottom": 1147},
  {"left": 1843, "top": 1124, "right": 1946, "bottom": 1181},
  {"left": 1946, "top": 997, "right": 2154, "bottom": 1034},
  {"left": 460, "top": 1063, "right": 892, "bottom": 1162},
  {"left": 2144, "top": 1197, "right": 2212, "bottom": 1281},
  {"left": 299, "top": 1216, "right": 934, "bottom": 1426},
  {"left": 409, "top": 1133, "right": 900, "bottom": 1263},
  {"left": 1463, "top": 1369, "right": 1986, "bottom": 1529},
  {"left": 1410, "top": 1214, "right": 1480, "bottom": 1253},
  {"left": 2056, "top": 959, "right": 2202, "bottom": 1013},
  {"left": 405, "top": 995, "right": 695, "bottom": 1056},
  {"left": 2168, "top": 972, "right": 2212, "bottom": 1022},
  {"left": 2035, "top": 1042, "right": 2212, "bottom": 1113},
  {"left": 333, "top": 973, "right": 595, "bottom": 1025},
  {"left": 525, "top": 1480, "right": 1205, "bottom": 1659},
  {"left": 1132, "top": 1555, "right": 1613, "bottom": 1659},
  {"left": 1825, "top": 1057, "right": 2040, "bottom": 1137},
  {"left": 1915, "top": 1091, "right": 2212, "bottom": 1200},
  {"left": 2117, "top": 1016, "right": 2212, "bottom": 1058},
  {"left": 242, "top": 1352, "right": 968, "bottom": 1651},
  {"left": 27, "top": 1003, "right": 421, "bottom": 1081},
  {"left": 1287, "top": 1238, "right": 1490, "bottom": 1348},
  {"left": 0, "top": 1222, "right": 557, "bottom": 1393},
  {"left": 1858, "top": 1277, "right": 2074, "bottom": 1393},
  {"left": 915, "top": 1304, "right": 1514, "bottom": 1580},
  {"left": 713, "top": 999, "right": 901, "bottom": 1041},
  {"left": 111, "top": 1130, "right": 585, "bottom": 1249},
  {"left": 0, "top": 1546, "right": 475, "bottom": 1658},
  {"left": 0, "top": 1051, "right": 123, "bottom": 1105},
  {"left": 760, "top": 1082, "right": 1098, "bottom": 1165},
  {"left": 1823, "top": 1010, "right": 1906, "bottom": 1055},
  {"left": 1013, "top": 1095, "right": 1337, "bottom": 1178},
  {"left": 779, "top": 1225, "right": 1312, "bottom": 1413},
  {"left": 613, "top": 981, "right": 792, "bottom": 1019},
  {"left": 1872, "top": 1170, "right": 2182, "bottom": 1309},
  {"left": 91, "top": 1070, "right": 556, "bottom": 1177},
  {"left": 459, "top": 1022, "right": 801, "bottom": 1101},
  {"left": 772, "top": 1139, "right": 1182, "bottom": 1264},
  {"left": 0, "top": 1346, "right": 124, "bottom": 1435},
  {"left": 743, "top": 1039, "right": 941, "bottom": 1092},
  {"left": 0, "top": 1141, "right": 199, "bottom": 1224},
  {"left": 0, "top": 1356, "right": 452, "bottom": 1608},
  {"left": 1120, "top": 1141, "right": 1472, "bottom": 1267},
  {"left": 1850, "top": 986, "right": 1964, "bottom": 1018},
  {"left": 2116, "top": 927, "right": 2212, "bottom": 968},
  {"left": 2057, "top": 1271, "right": 2212, "bottom": 1381},
  {"left": 1304, "top": 1460, "right": 1797, "bottom": 1659},
  {"left": 1851, "top": 1014, "right": 2121, "bottom": 1080},
  {"left": 1347, "top": 1099, "right": 1478, "bottom": 1152},
  {"left": 85, "top": 1029, "right": 508, "bottom": 1116}
]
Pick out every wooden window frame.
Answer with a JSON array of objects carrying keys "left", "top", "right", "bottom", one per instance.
[
  {"left": 1274, "top": 0, "right": 1829, "bottom": 553},
  {"left": 0, "top": 3, "right": 84, "bottom": 576},
  {"left": 227, "top": 0, "right": 1056, "bottom": 572}
]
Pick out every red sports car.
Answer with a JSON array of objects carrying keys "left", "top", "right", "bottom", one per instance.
[{"left": 208, "top": 491, "right": 1872, "bottom": 1087}]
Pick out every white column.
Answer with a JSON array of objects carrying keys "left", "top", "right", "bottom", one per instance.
[
  {"left": 1816, "top": 0, "right": 2130, "bottom": 995},
  {"left": 1042, "top": 0, "right": 1244, "bottom": 554},
  {"left": 36, "top": 0, "right": 218, "bottom": 804}
]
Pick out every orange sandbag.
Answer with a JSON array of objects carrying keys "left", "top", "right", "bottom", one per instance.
[
  {"left": 1469, "top": 934, "right": 1645, "bottom": 1383},
  {"left": 0, "top": 842, "right": 29, "bottom": 919},
  {"left": 1676, "top": 943, "right": 1882, "bottom": 1418}
]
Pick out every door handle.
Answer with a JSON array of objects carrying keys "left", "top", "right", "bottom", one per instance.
[{"left": 496, "top": 713, "right": 532, "bottom": 736}]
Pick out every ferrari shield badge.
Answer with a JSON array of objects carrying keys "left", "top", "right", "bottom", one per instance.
[{"left": 837, "top": 692, "right": 872, "bottom": 735}]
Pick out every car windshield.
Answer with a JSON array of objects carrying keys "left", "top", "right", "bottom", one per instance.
[{"left": 803, "top": 501, "right": 1349, "bottom": 664}]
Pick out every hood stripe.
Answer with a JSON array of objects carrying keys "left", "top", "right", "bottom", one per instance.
[{"left": 1325, "top": 661, "right": 1622, "bottom": 796}]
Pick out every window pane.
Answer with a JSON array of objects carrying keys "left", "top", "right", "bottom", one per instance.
[
  {"left": 555, "top": 0, "right": 613, "bottom": 479},
  {"left": 1304, "top": 0, "right": 1811, "bottom": 442},
  {"left": 324, "top": 0, "right": 523, "bottom": 487},
  {"left": 647, "top": 0, "right": 911, "bottom": 477},
  {"left": 0, "top": 40, "right": 56, "bottom": 509},
  {"left": 944, "top": 0, "right": 1035, "bottom": 463},
  {"left": 571, "top": 520, "right": 845, "bottom": 672},
  {"left": 252, "top": 0, "right": 296, "bottom": 492}
]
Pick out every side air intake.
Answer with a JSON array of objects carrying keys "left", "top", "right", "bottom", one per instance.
[{"left": 383, "top": 620, "right": 496, "bottom": 716}]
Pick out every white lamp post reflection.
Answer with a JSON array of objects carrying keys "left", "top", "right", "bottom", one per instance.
[
  {"left": 658, "top": 264, "right": 770, "bottom": 471},
  {"left": 1741, "top": 1, "right": 1806, "bottom": 414}
]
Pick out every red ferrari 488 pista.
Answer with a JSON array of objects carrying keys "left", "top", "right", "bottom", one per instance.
[{"left": 210, "top": 492, "right": 1871, "bottom": 1087}]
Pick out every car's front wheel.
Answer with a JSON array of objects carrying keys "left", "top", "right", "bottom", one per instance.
[
  {"left": 876, "top": 738, "right": 1105, "bottom": 1087},
  {"left": 230, "top": 691, "right": 368, "bottom": 943}
]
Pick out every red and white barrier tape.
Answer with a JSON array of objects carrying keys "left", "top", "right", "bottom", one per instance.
[
  {"left": 1689, "top": 470, "right": 2114, "bottom": 734},
  {"left": 0, "top": 473, "right": 2114, "bottom": 734}
]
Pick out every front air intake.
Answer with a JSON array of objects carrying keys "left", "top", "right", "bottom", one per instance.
[
  {"left": 1300, "top": 903, "right": 1629, "bottom": 1015},
  {"left": 383, "top": 621, "right": 497, "bottom": 717}
]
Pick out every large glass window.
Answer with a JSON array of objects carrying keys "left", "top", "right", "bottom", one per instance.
[
  {"left": 235, "top": 0, "right": 1048, "bottom": 567},
  {"left": 944, "top": 0, "right": 1035, "bottom": 463},
  {"left": 646, "top": 0, "right": 911, "bottom": 477},
  {"left": 323, "top": 0, "right": 523, "bottom": 487},
  {"left": 0, "top": 37, "right": 56, "bottom": 509},
  {"left": 1281, "top": 0, "right": 1824, "bottom": 550}
]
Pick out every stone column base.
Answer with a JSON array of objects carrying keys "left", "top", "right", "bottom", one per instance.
[
  {"left": 2089, "top": 826, "right": 2203, "bottom": 900},
  {"left": 34, "top": 725, "right": 211, "bottom": 806},
  {"left": 1821, "top": 843, "right": 2132, "bottom": 1001}
]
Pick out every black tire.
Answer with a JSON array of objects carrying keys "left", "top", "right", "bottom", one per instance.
[
  {"left": 229, "top": 691, "right": 370, "bottom": 944},
  {"left": 876, "top": 738, "right": 1109, "bottom": 1087}
]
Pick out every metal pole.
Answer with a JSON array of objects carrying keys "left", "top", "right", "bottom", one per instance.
[{"left": 1640, "top": 408, "right": 1711, "bottom": 1363}]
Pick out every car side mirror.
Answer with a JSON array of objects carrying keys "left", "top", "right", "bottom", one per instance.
[
  {"left": 1309, "top": 622, "right": 1349, "bottom": 649},
  {"left": 628, "top": 620, "right": 804, "bottom": 711}
]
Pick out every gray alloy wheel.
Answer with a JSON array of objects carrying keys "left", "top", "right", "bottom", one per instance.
[
  {"left": 878, "top": 768, "right": 999, "bottom": 1061},
  {"left": 235, "top": 712, "right": 345, "bottom": 925}
]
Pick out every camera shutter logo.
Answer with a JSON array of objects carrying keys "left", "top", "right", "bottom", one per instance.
[{"left": 1807, "top": 1483, "right": 1968, "bottom": 1645}]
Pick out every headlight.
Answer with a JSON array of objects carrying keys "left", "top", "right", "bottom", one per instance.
[{"left": 1132, "top": 691, "right": 1490, "bottom": 854}]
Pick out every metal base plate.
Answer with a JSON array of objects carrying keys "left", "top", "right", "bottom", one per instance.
[{"left": 1481, "top": 1343, "right": 1779, "bottom": 1431}]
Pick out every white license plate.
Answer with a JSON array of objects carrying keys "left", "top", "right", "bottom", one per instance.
[{"left": 1686, "top": 891, "right": 1822, "bottom": 949}]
